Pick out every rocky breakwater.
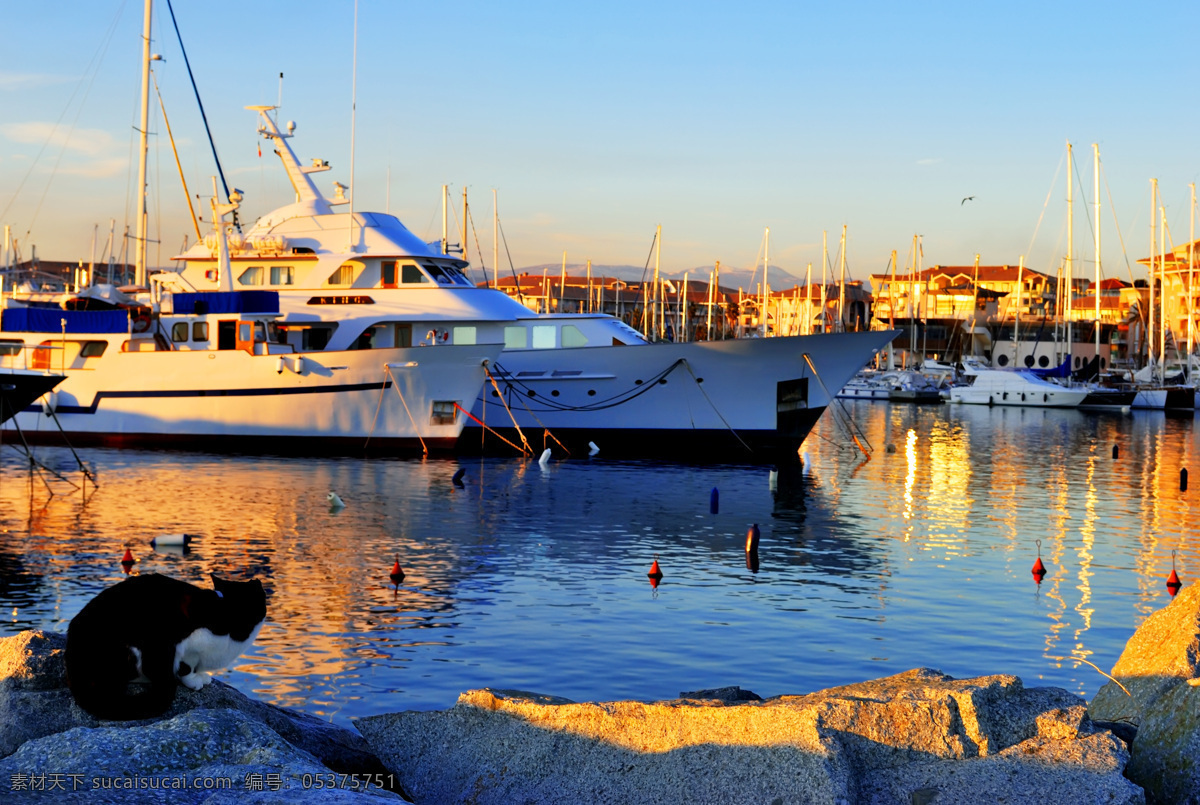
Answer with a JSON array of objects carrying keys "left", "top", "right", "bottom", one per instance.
[
  {"left": 1090, "top": 581, "right": 1200, "bottom": 804},
  {"left": 357, "top": 670, "right": 1141, "bottom": 805},
  {"left": 0, "top": 630, "right": 406, "bottom": 803}
]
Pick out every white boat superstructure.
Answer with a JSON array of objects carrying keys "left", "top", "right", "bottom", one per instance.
[
  {"left": 158, "top": 107, "right": 897, "bottom": 461},
  {"left": 948, "top": 369, "right": 1089, "bottom": 408},
  {"left": 0, "top": 288, "right": 499, "bottom": 452}
]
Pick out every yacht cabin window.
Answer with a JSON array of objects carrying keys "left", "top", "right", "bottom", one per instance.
[
  {"left": 401, "top": 262, "right": 428, "bottom": 284},
  {"left": 171, "top": 323, "right": 188, "bottom": 343},
  {"left": 270, "top": 266, "right": 295, "bottom": 285},
  {"left": 504, "top": 326, "right": 527, "bottom": 349},
  {"left": 381, "top": 261, "right": 398, "bottom": 288},
  {"left": 561, "top": 325, "right": 587, "bottom": 348},
  {"left": 326, "top": 262, "right": 359, "bottom": 286},
  {"left": 193, "top": 322, "right": 209, "bottom": 342},
  {"left": 531, "top": 325, "right": 556, "bottom": 349},
  {"left": 238, "top": 266, "right": 265, "bottom": 286},
  {"left": 452, "top": 326, "right": 477, "bottom": 345}
]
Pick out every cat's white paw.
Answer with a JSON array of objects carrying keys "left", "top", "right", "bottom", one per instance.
[{"left": 180, "top": 671, "right": 209, "bottom": 691}]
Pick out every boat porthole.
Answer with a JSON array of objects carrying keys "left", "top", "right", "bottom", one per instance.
[
  {"left": 587, "top": 389, "right": 596, "bottom": 396},
  {"left": 697, "top": 377, "right": 704, "bottom": 383},
  {"left": 528, "top": 390, "right": 537, "bottom": 397},
  {"left": 658, "top": 379, "right": 667, "bottom": 385},
  {"left": 1044, "top": 394, "right": 1048, "bottom": 402},
  {"left": 1021, "top": 393, "right": 1026, "bottom": 401},
  {"left": 551, "top": 390, "right": 560, "bottom": 397},
  {"left": 491, "top": 390, "right": 499, "bottom": 397},
  {"left": 635, "top": 379, "right": 644, "bottom": 385}
]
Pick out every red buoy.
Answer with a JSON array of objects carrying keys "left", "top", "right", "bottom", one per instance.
[
  {"left": 1031, "top": 540, "right": 1046, "bottom": 584},
  {"left": 1168, "top": 550, "right": 1183, "bottom": 596},
  {"left": 120, "top": 548, "right": 135, "bottom": 574},
  {"left": 389, "top": 555, "right": 405, "bottom": 585},
  {"left": 648, "top": 557, "right": 663, "bottom": 588}
]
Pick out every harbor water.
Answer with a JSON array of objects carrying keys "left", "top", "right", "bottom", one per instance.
[{"left": 1, "top": 400, "right": 1195, "bottom": 726}]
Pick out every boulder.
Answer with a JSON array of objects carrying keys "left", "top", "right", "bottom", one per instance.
[
  {"left": 0, "top": 707, "right": 399, "bottom": 803},
  {"left": 356, "top": 668, "right": 1142, "bottom": 805},
  {"left": 1089, "top": 580, "right": 1200, "bottom": 729},
  {"left": 0, "top": 631, "right": 407, "bottom": 802},
  {"left": 1088, "top": 582, "right": 1200, "bottom": 803}
]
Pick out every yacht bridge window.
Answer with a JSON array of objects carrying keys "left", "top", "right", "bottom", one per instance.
[{"left": 238, "top": 266, "right": 265, "bottom": 286}]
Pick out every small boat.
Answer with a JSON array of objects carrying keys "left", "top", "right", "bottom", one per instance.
[{"left": 948, "top": 369, "right": 1089, "bottom": 408}]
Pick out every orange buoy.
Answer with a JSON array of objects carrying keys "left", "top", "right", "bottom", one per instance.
[
  {"left": 120, "top": 548, "right": 136, "bottom": 574},
  {"left": 389, "top": 555, "right": 405, "bottom": 585},
  {"left": 648, "top": 556, "right": 663, "bottom": 588},
  {"left": 1168, "top": 550, "right": 1182, "bottom": 595},
  {"left": 1031, "top": 539, "right": 1046, "bottom": 584}
]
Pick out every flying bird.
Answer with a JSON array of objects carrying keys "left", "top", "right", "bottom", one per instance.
[{"left": 961, "top": 196, "right": 975, "bottom": 205}]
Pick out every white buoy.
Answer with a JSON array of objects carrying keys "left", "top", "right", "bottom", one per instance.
[
  {"left": 150, "top": 533, "right": 192, "bottom": 548},
  {"left": 801, "top": 451, "right": 812, "bottom": 475},
  {"left": 1121, "top": 405, "right": 1131, "bottom": 415},
  {"left": 294, "top": 355, "right": 305, "bottom": 374},
  {"left": 768, "top": 468, "right": 778, "bottom": 491},
  {"left": 328, "top": 491, "right": 345, "bottom": 510},
  {"left": 588, "top": 441, "right": 600, "bottom": 456},
  {"left": 538, "top": 448, "right": 552, "bottom": 467},
  {"left": 275, "top": 356, "right": 285, "bottom": 374}
]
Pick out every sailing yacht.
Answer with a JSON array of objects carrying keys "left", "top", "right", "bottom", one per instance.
[{"left": 156, "top": 108, "right": 896, "bottom": 462}]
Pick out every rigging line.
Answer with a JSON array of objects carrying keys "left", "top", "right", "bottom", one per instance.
[
  {"left": 803, "top": 353, "right": 872, "bottom": 455},
  {"left": 483, "top": 358, "right": 687, "bottom": 414},
  {"left": 679, "top": 360, "right": 753, "bottom": 453},
  {"left": 496, "top": 216, "right": 525, "bottom": 303},
  {"left": 506, "top": 387, "right": 569, "bottom": 456},
  {"left": 484, "top": 365, "right": 532, "bottom": 455},
  {"left": 163, "top": 0, "right": 238, "bottom": 230},
  {"left": 630, "top": 229, "right": 659, "bottom": 322},
  {"left": 387, "top": 366, "right": 428, "bottom": 456},
  {"left": 151, "top": 71, "right": 202, "bottom": 242},
  {"left": 466, "top": 202, "right": 487, "bottom": 285},
  {"left": 1025, "top": 150, "right": 1067, "bottom": 264},
  {"left": 42, "top": 408, "right": 93, "bottom": 488},
  {"left": 452, "top": 402, "right": 526, "bottom": 454},
  {"left": 0, "top": 1, "right": 127, "bottom": 225},
  {"left": 362, "top": 369, "right": 389, "bottom": 448}
]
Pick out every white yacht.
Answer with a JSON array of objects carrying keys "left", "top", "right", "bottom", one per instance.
[
  {"left": 948, "top": 369, "right": 1089, "bottom": 408},
  {"left": 156, "top": 108, "right": 896, "bottom": 462}
]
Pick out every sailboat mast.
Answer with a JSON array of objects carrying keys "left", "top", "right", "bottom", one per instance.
[
  {"left": 441, "top": 185, "right": 448, "bottom": 255},
  {"left": 887, "top": 249, "right": 896, "bottom": 369},
  {"left": 1190, "top": 183, "right": 1196, "bottom": 367},
  {"left": 762, "top": 227, "right": 769, "bottom": 337},
  {"left": 492, "top": 189, "right": 499, "bottom": 289},
  {"left": 1094, "top": 144, "right": 1101, "bottom": 362},
  {"left": 838, "top": 224, "right": 847, "bottom": 332},
  {"left": 133, "top": 0, "right": 153, "bottom": 287},
  {"left": 1065, "top": 141, "right": 1073, "bottom": 368},
  {"left": 1160, "top": 202, "right": 1167, "bottom": 371},
  {"left": 820, "top": 231, "right": 828, "bottom": 334},
  {"left": 1014, "top": 256, "right": 1024, "bottom": 366},
  {"left": 1150, "top": 179, "right": 1157, "bottom": 373},
  {"left": 461, "top": 187, "right": 468, "bottom": 264}
]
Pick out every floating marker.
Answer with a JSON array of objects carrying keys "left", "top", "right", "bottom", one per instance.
[
  {"left": 1182, "top": 468, "right": 1189, "bottom": 492},
  {"left": 328, "top": 491, "right": 345, "bottom": 510},
  {"left": 1168, "top": 550, "right": 1183, "bottom": 596},
  {"left": 389, "top": 555, "right": 405, "bottom": 586},
  {"left": 745, "top": 524, "right": 761, "bottom": 553},
  {"left": 746, "top": 524, "right": 761, "bottom": 573},
  {"left": 1112, "top": 445, "right": 1119, "bottom": 460},
  {"left": 710, "top": 487, "right": 719, "bottom": 514},
  {"left": 648, "top": 556, "right": 663, "bottom": 588},
  {"left": 539, "top": 448, "right": 552, "bottom": 467},
  {"left": 802, "top": 451, "right": 812, "bottom": 475},
  {"left": 886, "top": 443, "right": 897, "bottom": 454},
  {"left": 452, "top": 468, "right": 466, "bottom": 487},
  {"left": 1031, "top": 539, "right": 1046, "bottom": 584},
  {"left": 768, "top": 468, "right": 778, "bottom": 491},
  {"left": 150, "top": 534, "right": 192, "bottom": 548},
  {"left": 588, "top": 441, "right": 600, "bottom": 456},
  {"left": 120, "top": 548, "right": 136, "bottom": 573}
]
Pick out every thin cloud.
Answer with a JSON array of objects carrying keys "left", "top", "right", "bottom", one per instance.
[
  {"left": 0, "top": 72, "right": 73, "bottom": 91},
  {"left": 1, "top": 122, "right": 115, "bottom": 156},
  {"left": 916, "top": 158, "right": 942, "bottom": 166}
]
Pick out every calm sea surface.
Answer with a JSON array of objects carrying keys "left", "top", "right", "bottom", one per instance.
[{"left": 1, "top": 401, "right": 1196, "bottom": 727}]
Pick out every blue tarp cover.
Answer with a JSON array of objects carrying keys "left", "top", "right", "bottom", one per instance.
[
  {"left": 172, "top": 291, "right": 279, "bottom": 315},
  {"left": 1, "top": 307, "right": 131, "bottom": 334}
]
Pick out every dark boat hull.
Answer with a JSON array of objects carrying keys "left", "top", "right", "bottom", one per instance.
[{"left": 0, "top": 371, "right": 64, "bottom": 425}]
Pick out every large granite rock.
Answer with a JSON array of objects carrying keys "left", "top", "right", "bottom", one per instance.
[
  {"left": 357, "top": 668, "right": 1142, "bottom": 805},
  {"left": 0, "top": 707, "right": 398, "bottom": 803},
  {"left": 0, "top": 630, "right": 406, "bottom": 802},
  {"left": 1089, "top": 583, "right": 1200, "bottom": 804}
]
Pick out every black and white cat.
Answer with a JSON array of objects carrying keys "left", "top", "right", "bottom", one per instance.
[{"left": 65, "top": 573, "right": 267, "bottom": 720}]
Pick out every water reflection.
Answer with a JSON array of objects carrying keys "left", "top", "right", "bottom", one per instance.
[{"left": 0, "top": 402, "right": 1196, "bottom": 724}]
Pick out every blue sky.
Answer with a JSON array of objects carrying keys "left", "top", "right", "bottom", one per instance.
[{"left": 2, "top": 1, "right": 1198, "bottom": 288}]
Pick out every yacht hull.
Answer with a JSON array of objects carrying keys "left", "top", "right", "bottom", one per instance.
[
  {"left": 463, "top": 330, "right": 896, "bottom": 462},
  {"left": 0, "top": 369, "right": 64, "bottom": 425},
  {"left": 3, "top": 343, "right": 499, "bottom": 453}
]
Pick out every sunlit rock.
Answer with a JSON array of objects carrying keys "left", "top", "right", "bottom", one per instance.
[{"left": 357, "top": 669, "right": 1141, "bottom": 805}]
